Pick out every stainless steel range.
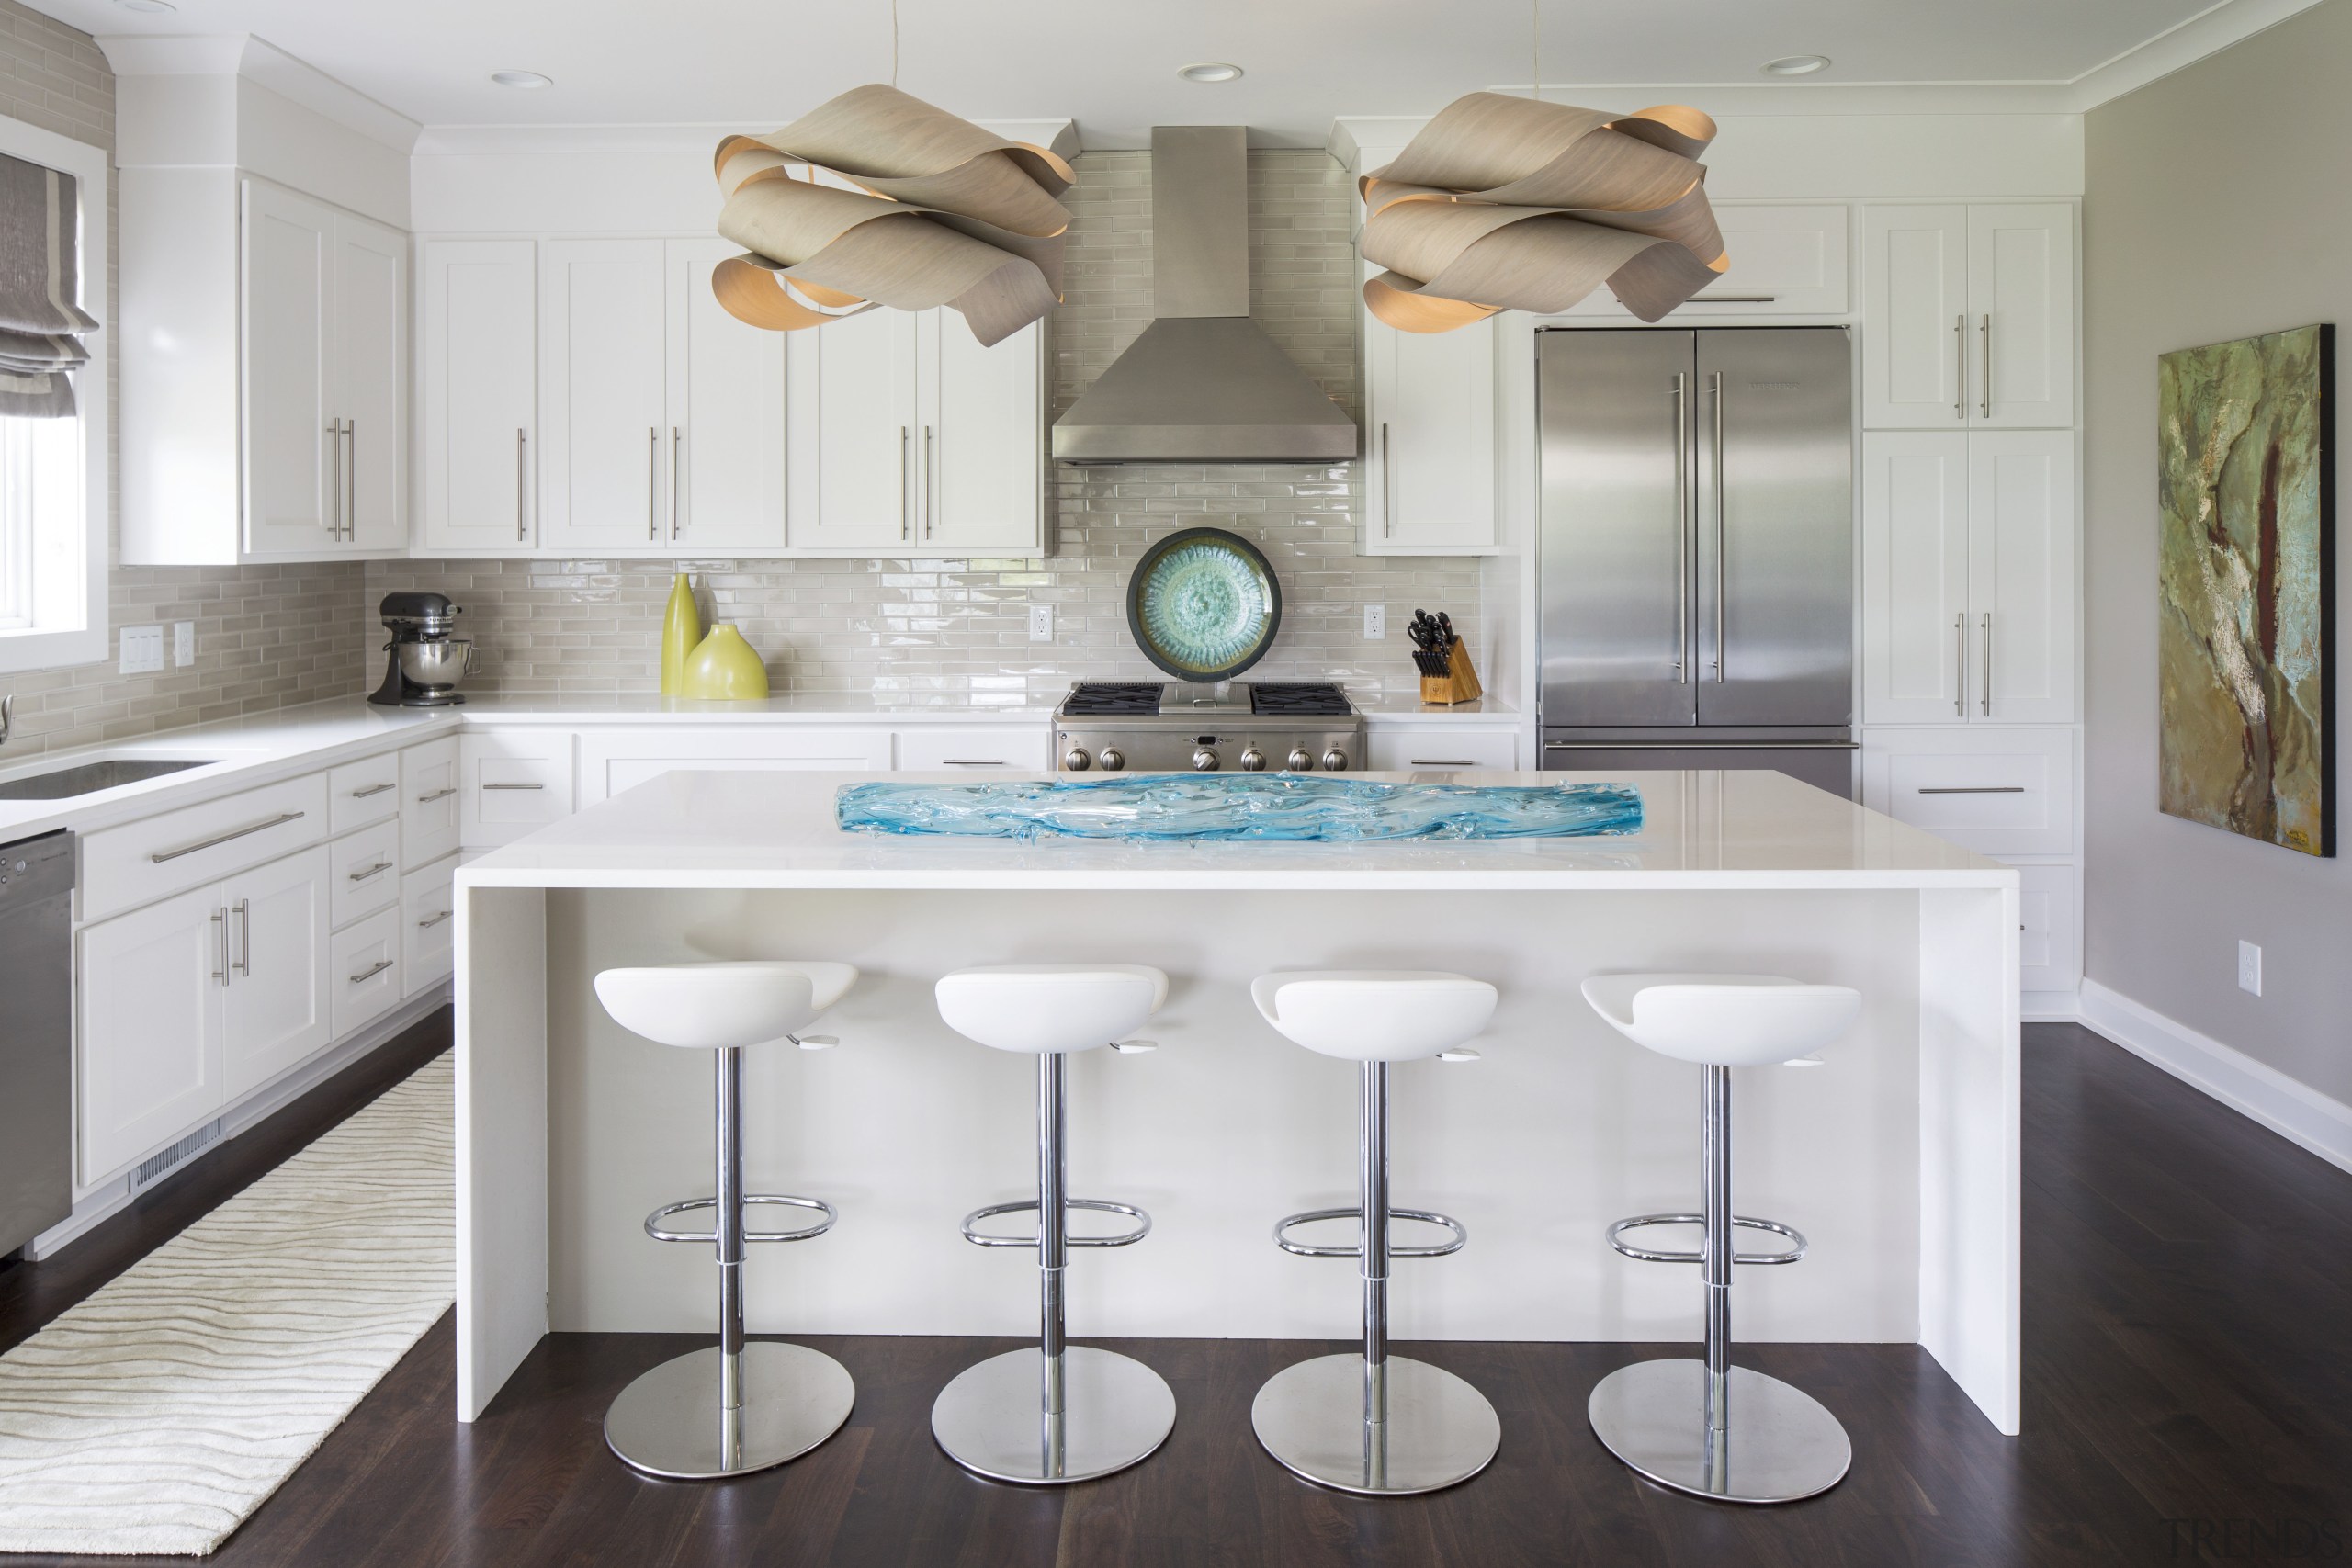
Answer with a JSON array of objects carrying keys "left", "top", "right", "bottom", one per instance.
[{"left": 1053, "top": 682, "right": 1363, "bottom": 773}]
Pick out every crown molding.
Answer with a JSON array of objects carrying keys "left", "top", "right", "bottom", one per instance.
[
  {"left": 2065, "top": 0, "right": 2327, "bottom": 107},
  {"left": 415, "top": 117, "right": 1077, "bottom": 162},
  {"left": 96, "top": 33, "right": 421, "bottom": 152}
]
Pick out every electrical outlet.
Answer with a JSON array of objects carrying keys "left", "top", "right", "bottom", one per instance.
[
  {"left": 1363, "top": 604, "right": 1386, "bottom": 640},
  {"left": 1028, "top": 604, "right": 1053, "bottom": 643},
  {"left": 118, "top": 625, "right": 164, "bottom": 674},
  {"left": 2238, "top": 941, "right": 2263, "bottom": 996},
  {"left": 173, "top": 622, "right": 195, "bottom": 667}
]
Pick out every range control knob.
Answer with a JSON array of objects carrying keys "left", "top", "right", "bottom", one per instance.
[
  {"left": 1063, "top": 746, "right": 1091, "bottom": 772},
  {"left": 1321, "top": 747, "right": 1350, "bottom": 773},
  {"left": 1096, "top": 746, "right": 1125, "bottom": 772},
  {"left": 1192, "top": 747, "right": 1220, "bottom": 772},
  {"left": 1286, "top": 747, "right": 1315, "bottom": 772},
  {"left": 1239, "top": 747, "right": 1268, "bottom": 772}
]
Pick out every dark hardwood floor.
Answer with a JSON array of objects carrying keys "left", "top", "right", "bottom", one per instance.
[{"left": 4, "top": 1016, "right": 2348, "bottom": 1566}]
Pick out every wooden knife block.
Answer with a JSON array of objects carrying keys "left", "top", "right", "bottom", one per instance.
[{"left": 1419, "top": 638, "right": 1484, "bottom": 705}]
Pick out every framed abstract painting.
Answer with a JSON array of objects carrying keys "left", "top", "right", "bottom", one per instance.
[{"left": 2157, "top": 323, "right": 2335, "bottom": 856}]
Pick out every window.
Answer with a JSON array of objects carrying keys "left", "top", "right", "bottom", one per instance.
[{"left": 0, "top": 115, "right": 107, "bottom": 674}]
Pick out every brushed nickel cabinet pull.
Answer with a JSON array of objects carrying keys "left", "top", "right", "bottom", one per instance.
[
  {"left": 349, "top": 958, "right": 395, "bottom": 986},
  {"left": 233, "top": 897, "right": 252, "bottom": 977},
  {"left": 415, "top": 787, "right": 458, "bottom": 804},
  {"left": 481, "top": 781, "right": 545, "bottom": 790},
  {"left": 1918, "top": 785, "right": 2026, "bottom": 795},
  {"left": 417, "top": 909, "right": 453, "bottom": 930},
  {"left": 348, "top": 861, "right": 394, "bottom": 882},
  {"left": 1381, "top": 422, "right": 1395, "bottom": 538},
  {"left": 325, "top": 419, "right": 342, "bottom": 536},
  {"left": 1954, "top": 612, "right": 1967, "bottom": 717},
  {"left": 923, "top": 424, "right": 936, "bottom": 539},
  {"left": 899, "top": 426, "right": 911, "bottom": 539},
  {"left": 1981, "top": 611, "right": 1993, "bottom": 716},
  {"left": 1693, "top": 294, "right": 1777, "bottom": 304},
  {"left": 1410, "top": 759, "right": 1479, "bottom": 767},
  {"left": 352, "top": 782, "right": 396, "bottom": 799},
  {"left": 1954, "top": 314, "right": 1966, "bottom": 419},
  {"left": 212, "top": 907, "right": 228, "bottom": 985},
  {"left": 939, "top": 759, "right": 1005, "bottom": 767},
  {"left": 516, "top": 429, "right": 529, "bottom": 542},
  {"left": 1980, "top": 314, "right": 1993, "bottom": 418},
  {"left": 345, "top": 419, "right": 358, "bottom": 539},
  {"left": 671, "top": 427, "right": 682, "bottom": 540},
  {"left": 648, "top": 427, "right": 659, "bottom": 540},
  {"left": 151, "top": 811, "right": 307, "bottom": 863}
]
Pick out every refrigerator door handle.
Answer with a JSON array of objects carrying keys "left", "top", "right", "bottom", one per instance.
[
  {"left": 1710, "top": 369, "right": 1726, "bottom": 683},
  {"left": 1671, "top": 373, "right": 1689, "bottom": 682}
]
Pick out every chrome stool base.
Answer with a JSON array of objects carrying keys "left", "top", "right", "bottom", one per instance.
[
  {"left": 1588, "top": 1359, "right": 1851, "bottom": 1505},
  {"left": 931, "top": 1346, "right": 1175, "bottom": 1484},
  {"left": 605, "top": 1342, "right": 855, "bottom": 1481},
  {"left": 1253, "top": 1353, "right": 1499, "bottom": 1495}
]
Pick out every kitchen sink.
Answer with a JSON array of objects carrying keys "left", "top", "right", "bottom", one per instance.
[{"left": 0, "top": 757, "right": 221, "bottom": 800}]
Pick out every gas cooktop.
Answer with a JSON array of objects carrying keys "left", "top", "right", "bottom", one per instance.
[
  {"left": 1057, "top": 681, "right": 1354, "bottom": 719},
  {"left": 1052, "top": 682, "right": 1363, "bottom": 773}
]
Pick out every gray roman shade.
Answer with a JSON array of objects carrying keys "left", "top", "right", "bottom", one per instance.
[{"left": 0, "top": 152, "right": 100, "bottom": 418}]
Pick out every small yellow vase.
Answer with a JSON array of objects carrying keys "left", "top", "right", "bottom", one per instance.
[
  {"left": 678, "top": 623, "right": 770, "bottom": 700},
  {"left": 658, "top": 573, "right": 701, "bottom": 696}
]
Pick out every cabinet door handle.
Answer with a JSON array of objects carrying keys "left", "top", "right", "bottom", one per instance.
[
  {"left": 1670, "top": 373, "right": 1688, "bottom": 682},
  {"left": 212, "top": 907, "right": 228, "bottom": 986},
  {"left": 481, "top": 781, "right": 545, "bottom": 790},
  {"left": 1954, "top": 612, "right": 1967, "bottom": 717},
  {"left": 923, "top": 424, "right": 935, "bottom": 539},
  {"left": 1954, "top": 314, "right": 1966, "bottom": 420},
  {"left": 939, "top": 759, "right": 1005, "bottom": 767},
  {"left": 345, "top": 419, "right": 358, "bottom": 539},
  {"left": 1981, "top": 611, "right": 1993, "bottom": 716},
  {"left": 899, "top": 425, "right": 911, "bottom": 540},
  {"left": 415, "top": 787, "right": 458, "bottom": 804},
  {"left": 348, "top": 957, "right": 394, "bottom": 986},
  {"left": 1980, "top": 314, "right": 1993, "bottom": 418},
  {"left": 516, "top": 429, "right": 529, "bottom": 542},
  {"left": 417, "top": 909, "right": 453, "bottom": 929},
  {"left": 325, "top": 419, "right": 342, "bottom": 536},
  {"left": 234, "top": 897, "right": 252, "bottom": 977},
  {"left": 1917, "top": 785, "right": 2026, "bottom": 795},
  {"left": 151, "top": 811, "right": 306, "bottom": 863},
  {"left": 648, "top": 427, "right": 660, "bottom": 540},
  {"left": 1409, "top": 759, "right": 1479, "bottom": 767},
  {"left": 351, "top": 782, "right": 396, "bottom": 799},
  {"left": 348, "top": 861, "right": 394, "bottom": 882},
  {"left": 1710, "top": 369, "right": 1726, "bottom": 682},
  {"left": 671, "top": 427, "right": 682, "bottom": 539},
  {"left": 1381, "top": 422, "right": 1395, "bottom": 538}
]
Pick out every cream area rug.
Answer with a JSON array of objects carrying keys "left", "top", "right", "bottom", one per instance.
[{"left": 0, "top": 1053, "right": 455, "bottom": 1556}]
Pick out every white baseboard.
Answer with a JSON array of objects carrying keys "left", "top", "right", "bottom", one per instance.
[
  {"left": 28, "top": 986, "right": 452, "bottom": 1261},
  {"left": 2078, "top": 978, "right": 2352, "bottom": 1176},
  {"left": 2022, "top": 988, "right": 2081, "bottom": 1023}
]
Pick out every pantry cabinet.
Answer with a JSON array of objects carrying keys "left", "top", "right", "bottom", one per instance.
[{"left": 1860, "top": 204, "right": 2074, "bottom": 430}]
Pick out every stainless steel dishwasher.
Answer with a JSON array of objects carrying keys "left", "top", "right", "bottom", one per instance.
[{"left": 0, "top": 831, "right": 73, "bottom": 1258}]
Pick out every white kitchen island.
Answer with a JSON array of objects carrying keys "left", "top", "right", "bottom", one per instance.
[{"left": 454, "top": 768, "right": 2021, "bottom": 1437}]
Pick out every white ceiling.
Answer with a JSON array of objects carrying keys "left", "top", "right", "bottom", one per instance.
[{"left": 31, "top": 0, "right": 2237, "bottom": 145}]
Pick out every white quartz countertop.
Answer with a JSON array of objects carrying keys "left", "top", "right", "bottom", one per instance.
[{"left": 460, "top": 767, "right": 2007, "bottom": 892}]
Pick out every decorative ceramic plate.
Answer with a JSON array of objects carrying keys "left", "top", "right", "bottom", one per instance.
[{"left": 1125, "top": 528, "right": 1283, "bottom": 681}]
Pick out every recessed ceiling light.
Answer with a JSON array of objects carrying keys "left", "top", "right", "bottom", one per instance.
[
  {"left": 491, "top": 70, "right": 554, "bottom": 89},
  {"left": 110, "top": 0, "right": 177, "bottom": 12},
  {"left": 1761, "top": 55, "right": 1830, "bottom": 76},
  {"left": 1177, "top": 62, "right": 1244, "bottom": 84}
]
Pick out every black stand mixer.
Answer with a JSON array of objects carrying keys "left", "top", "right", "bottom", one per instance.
[{"left": 368, "top": 592, "right": 475, "bottom": 707}]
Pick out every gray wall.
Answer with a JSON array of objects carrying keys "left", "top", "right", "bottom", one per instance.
[{"left": 2083, "top": 0, "right": 2352, "bottom": 1100}]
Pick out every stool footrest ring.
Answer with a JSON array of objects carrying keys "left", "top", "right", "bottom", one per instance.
[
  {"left": 1273, "top": 1206, "right": 1468, "bottom": 1259},
  {"left": 959, "top": 1197, "right": 1151, "bottom": 1249},
  {"left": 644, "top": 1193, "right": 837, "bottom": 1246},
  {"left": 1606, "top": 1212, "right": 1808, "bottom": 1265}
]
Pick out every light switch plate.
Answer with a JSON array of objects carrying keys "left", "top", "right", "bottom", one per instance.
[
  {"left": 2238, "top": 941, "right": 2262, "bottom": 996},
  {"left": 119, "top": 625, "right": 164, "bottom": 674},
  {"left": 174, "top": 622, "right": 195, "bottom": 666},
  {"left": 1028, "top": 605, "right": 1053, "bottom": 643},
  {"left": 1363, "top": 604, "right": 1386, "bottom": 640}
]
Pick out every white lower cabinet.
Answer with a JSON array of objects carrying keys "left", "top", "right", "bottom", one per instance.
[
  {"left": 1366, "top": 727, "right": 1520, "bottom": 773},
  {"left": 459, "top": 728, "right": 576, "bottom": 848},
  {"left": 220, "top": 847, "right": 333, "bottom": 1100},
  {"left": 578, "top": 726, "right": 895, "bottom": 805},
  {"left": 401, "top": 854, "right": 459, "bottom": 998},
  {"left": 896, "top": 726, "right": 1051, "bottom": 772},
  {"left": 76, "top": 886, "right": 228, "bottom": 1185},
  {"left": 402, "top": 739, "right": 462, "bottom": 864},
  {"left": 1860, "top": 726, "right": 2075, "bottom": 856},
  {"left": 329, "top": 906, "right": 403, "bottom": 1040},
  {"left": 328, "top": 818, "right": 401, "bottom": 929},
  {"left": 2007, "top": 859, "right": 2081, "bottom": 998}
]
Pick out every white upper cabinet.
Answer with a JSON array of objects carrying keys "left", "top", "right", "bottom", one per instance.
[
  {"left": 240, "top": 180, "right": 406, "bottom": 559},
  {"left": 419, "top": 240, "right": 537, "bottom": 553},
  {"left": 539, "top": 239, "right": 672, "bottom": 552},
  {"left": 1863, "top": 429, "right": 2075, "bottom": 724},
  {"left": 1560, "top": 204, "right": 1850, "bottom": 317},
  {"left": 666, "top": 237, "right": 788, "bottom": 552},
  {"left": 786, "top": 308, "right": 920, "bottom": 552},
  {"left": 919, "top": 314, "right": 1045, "bottom": 553},
  {"left": 1862, "top": 204, "right": 2074, "bottom": 430},
  {"left": 1362, "top": 264, "right": 1497, "bottom": 556}
]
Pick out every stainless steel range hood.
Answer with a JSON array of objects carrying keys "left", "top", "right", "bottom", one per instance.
[{"left": 1051, "top": 126, "right": 1360, "bottom": 465}]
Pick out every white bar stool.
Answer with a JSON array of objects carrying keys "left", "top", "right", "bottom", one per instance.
[
  {"left": 931, "top": 964, "right": 1176, "bottom": 1484},
  {"left": 1580, "top": 971, "right": 1861, "bottom": 1505},
  {"left": 1250, "top": 970, "right": 1502, "bottom": 1496},
  {"left": 593, "top": 961, "right": 859, "bottom": 1481}
]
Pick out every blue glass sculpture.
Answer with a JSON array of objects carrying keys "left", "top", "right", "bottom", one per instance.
[{"left": 836, "top": 773, "right": 1643, "bottom": 843}]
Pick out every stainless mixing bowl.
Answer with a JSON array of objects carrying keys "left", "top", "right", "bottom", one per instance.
[{"left": 396, "top": 637, "right": 475, "bottom": 690}]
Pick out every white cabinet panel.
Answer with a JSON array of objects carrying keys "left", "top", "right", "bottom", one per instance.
[
  {"left": 667, "top": 237, "right": 787, "bottom": 551},
  {"left": 401, "top": 739, "right": 463, "bottom": 866},
  {"left": 1363, "top": 268, "right": 1495, "bottom": 555},
  {"left": 221, "top": 847, "right": 331, "bottom": 1099},
  {"left": 460, "top": 728, "right": 577, "bottom": 848},
  {"left": 2005, "top": 860, "right": 2081, "bottom": 996},
  {"left": 1860, "top": 726, "right": 2076, "bottom": 856},
  {"left": 1969, "top": 206, "right": 2075, "bottom": 430},
  {"left": 242, "top": 180, "right": 335, "bottom": 555},
  {"left": 1861, "top": 206, "right": 1968, "bottom": 431},
  {"left": 540, "top": 239, "right": 670, "bottom": 551},
  {"left": 329, "top": 818, "right": 402, "bottom": 930},
  {"left": 329, "top": 906, "right": 403, "bottom": 1040},
  {"left": 419, "top": 240, "right": 537, "bottom": 552},
  {"left": 896, "top": 726, "right": 1052, "bottom": 772},
  {"left": 327, "top": 750, "right": 402, "bottom": 836},
  {"left": 1970, "top": 433, "right": 2076, "bottom": 723},
  {"left": 1862, "top": 434, "right": 1972, "bottom": 724},
  {"left": 401, "top": 853, "right": 458, "bottom": 998},
  {"left": 921, "top": 315, "right": 1046, "bottom": 553},
  {"left": 787, "top": 306, "right": 921, "bottom": 551},
  {"left": 1563, "top": 205, "right": 1849, "bottom": 316},
  {"left": 579, "top": 726, "right": 894, "bottom": 805},
  {"left": 331, "top": 211, "right": 405, "bottom": 549},
  {"left": 81, "top": 772, "right": 329, "bottom": 922},
  {"left": 76, "top": 886, "right": 226, "bottom": 1184},
  {"left": 1365, "top": 728, "right": 1520, "bottom": 773}
]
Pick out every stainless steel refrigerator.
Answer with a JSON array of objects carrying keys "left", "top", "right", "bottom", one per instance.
[{"left": 1537, "top": 326, "right": 1857, "bottom": 796}]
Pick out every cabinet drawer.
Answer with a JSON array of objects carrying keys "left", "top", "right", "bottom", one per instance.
[
  {"left": 401, "top": 853, "right": 458, "bottom": 997},
  {"left": 1861, "top": 728, "right": 2075, "bottom": 854},
  {"left": 327, "top": 750, "right": 403, "bottom": 835},
  {"left": 579, "top": 726, "right": 893, "bottom": 804},
  {"left": 460, "top": 729, "right": 577, "bottom": 847},
  {"left": 329, "top": 818, "right": 402, "bottom": 930},
  {"left": 401, "top": 738, "right": 462, "bottom": 865},
  {"left": 82, "top": 773, "right": 329, "bottom": 922},
  {"left": 1560, "top": 205, "right": 1849, "bottom": 316},
  {"left": 2007, "top": 860, "right": 2081, "bottom": 996},
  {"left": 1366, "top": 728, "right": 1519, "bottom": 773},
  {"left": 896, "top": 726, "right": 1051, "bottom": 772},
  {"left": 329, "top": 906, "right": 402, "bottom": 1040}
]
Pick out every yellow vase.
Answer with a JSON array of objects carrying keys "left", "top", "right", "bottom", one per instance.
[
  {"left": 658, "top": 573, "right": 701, "bottom": 696},
  {"left": 679, "top": 623, "right": 770, "bottom": 700}
]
